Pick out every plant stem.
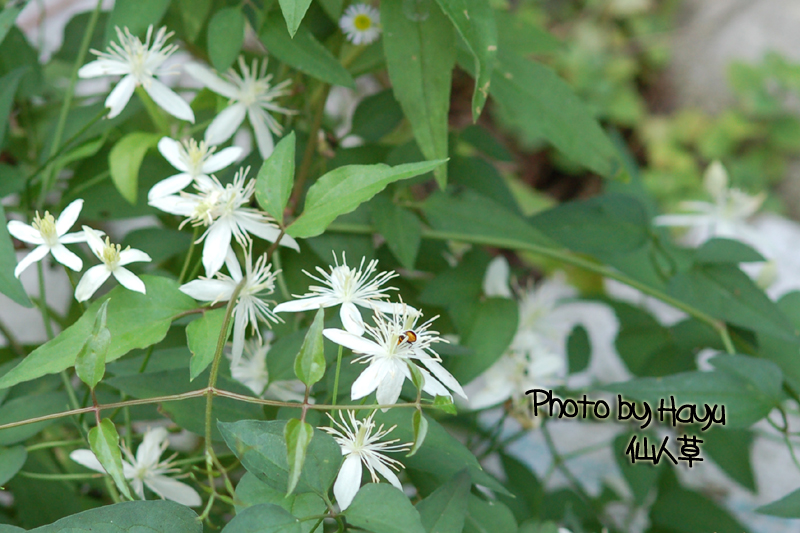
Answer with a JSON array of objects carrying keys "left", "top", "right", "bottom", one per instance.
[
  {"left": 178, "top": 227, "right": 200, "bottom": 284},
  {"left": 288, "top": 84, "right": 331, "bottom": 213},
  {"left": 18, "top": 471, "right": 103, "bottom": 481},
  {"left": 331, "top": 344, "right": 343, "bottom": 407},
  {"left": 26, "top": 439, "right": 85, "bottom": 452},
  {"left": 36, "top": 261, "right": 55, "bottom": 340},
  {"left": 135, "top": 86, "right": 171, "bottom": 135}
]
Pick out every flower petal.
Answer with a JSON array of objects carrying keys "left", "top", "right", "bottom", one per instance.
[
  {"left": 157, "top": 137, "right": 189, "bottom": 172},
  {"left": 148, "top": 194, "right": 197, "bottom": 216},
  {"left": 652, "top": 214, "right": 713, "bottom": 228},
  {"left": 147, "top": 79, "right": 195, "bottom": 123},
  {"left": 60, "top": 231, "right": 89, "bottom": 244},
  {"left": 334, "top": 454, "right": 363, "bottom": 511},
  {"left": 78, "top": 58, "right": 130, "bottom": 78},
  {"left": 136, "top": 427, "right": 168, "bottom": 466},
  {"left": 113, "top": 267, "right": 146, "bottom": 294},
  {"left": 69, "top": 449, "right": 107, "bottom": 474},
  {"left": 148, "top": 173, "right": 195, "bottom": 200},
  {"left": 203, "top": 146, "right": 243, "bottom": 173},
  {"left": 55, "top": 199, "right": 84, "bottom": 236},
  {"left": 50, "top": 244, "right": 83, "bottom": 272},
  {"left": 180, "top": 279, "right": 235, "bottom": 302},
  {"left": 418, "top": 357, "right": 467, "bottom": 399},
  {"left": 205, "top": 103, "right": 247, "bottom": 146},
  {"left": 340, "top": 301, "right": 365, "bottom": 335},
  {"left": 105, "top": 74, "right": 137, "bottom": 118},
  {"left": 350, "top": 361, "right": 385, "bottom": 400},
  {"left": 371, "top": 459, "right": 403, "bottom": 491},
  {"left": 119, "top": 248, "right": 152, "bottom": 266},
  {"left": 483, "top": 256, "right": 512, "bottom": 298},
  {"left": 203, "top": 221, "right": 232, "bottom": 276},
  {"left": 375, "top": 361, "right": 405, "bottom": 405},
  {"left": 274, "top": 295, "right": 334, "bottom": 314},
  {"left": 248, "top": 106, "right": 274, "bottom": 159},
  {"left": 235, "top": 215, "right": 300, "bottom": 251},
  {"left": 230, "top": 306, "right": 247, "bottom": 368},
  {"left": 14, "top": 245, "right": 49, "bottom": 278},
  {"left": 82, "top": 226, "right": 106, "bottom": 258},
  {"left": 323, "top": 328, "right": 382, "bottom": 355},
  {"left": 75, "top": 265, "right": 111, "bottom": 301},
  {"left": 144, "top": 475, "right": 202, "bottom": 507},
  {"left": 184, "top": 62, "right": 238, "bottom": 99},
  {"left": 7, "top": 221, "right": 43, "bottom": 245},
  {"left": 225, "top": 246, "right": 242, "bottom": 281}
]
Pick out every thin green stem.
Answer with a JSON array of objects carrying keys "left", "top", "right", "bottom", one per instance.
[
  {"left": 18, "top": 471, "right": 102, "bottom": 481},
  {"left": 179, "top": 227, "right": 200, "bottom": 284},
  {"left": 719, "top": 326, "right": 736, "bottom": 354},
  {"left": 26, "top": 439, "right": 85, "bottom": 452},
  {"left": 65, "top": 170, "right": 110, "bottom": 200},
  {"left": 138, "top": 345, "right": 156, "bottom": 374},
  {"left": 271, "top": 249, "right": 291, "bottom": 301},
  {"left": 135, "top": 86, "right": 171, "bottom": 135},
  {"left": 288, "top": 84, "right": 332, "bottom": 213},
  {"left": 331, "top": 344, "right": 343, "bottom": 407},
  {"left": 36, "top": 261, "right": 55, "bottom": 339}
]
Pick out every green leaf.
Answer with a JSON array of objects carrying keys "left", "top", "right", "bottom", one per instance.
[
  {"left": 30, "top": 500, "right": 202, "bottom": 532},
  {"left": 464, "top": 495, "right": 518, "bottom": 533},
  {"left": 757, "top": 487, "right": 800, "bottom": 518},
  {"left": 256, "top": 131, "right": 296, "bottom": 226},
  {"left": 432, "top": 395, "right": 457, "bottom": 415},
  {"left": 567, "top": 325, "right": 590, "bottom": 373},
  {"left": 0, "top": 276, "right": 196, "bottom": 389},
  {"left": 187, "top": 308, "right": 230, "bottom": 380},
  {"left": 208, "top": 7, "right": 245, "bottom": 71},
  {"left": 345, "top": 484, "right": 425, "bottom": 533},
  {"left": 75, "top": 299, "right": 111, "bottom": 390},
  {"left": 108, "top": 132, "right": 160, "bottom": 204},
  {"left": 0, "top": 203, "right": 32, "bottom": 307},
  {"left": 0, "top": 67, "right": 26, "bottom": 150},
  {"left": 612, "top": 432, "right": 661, "bottom": 506},
  {"left": 284, "top": 419, "right": 314, "bottom": 495},
  {"left": 235, "top": 472, "right": 326, "bottom": 530},
  {"left": 104, "top": 0, "right": 172, "bottom": 45},
  {"left": 88, "top": 419, "right": 133, "bottom": 500},
  {"left": 694, "top": 238, "right": 765, "bottom": 264},
  {"left": 178, "top": 0, "right": 212, "bottom": 42},
  {"left": 370, "top": 195, "right": 422, "bottom": 270},
  {"left": 278, "top": 0, "right": 312, "bottom": 38},
  {"left": 0, "top": 445, "right": 26, "bottom": 486},
  {"left": 287, "top": 160, "right": 444, "bottom": 239},
  {"left": 223, "top": 503, "right": 302, "bottom": 533},
  {"left": 259, "top": 12, "right": 355, "bottom": 88},
  {"left": 351, "top": 89, "right": 404, "bottom": 142},
  {"left": 487, "top": 50, "right": 618, "bottom": 178},
  {"left": 0, "top": 392, "right": 69, "bottom": 445},
  {"left": 382, "top": 0, "right": 455, "bottom": 188},
  {"left": 433, "top": 0, "right": 497, "bottom": 119},
  {"left": 701, "top": 427, "right": 755, "bottom": 491},
  {"left": 416, "top": 470, "right": 470, "bottom": 533},
  {"left": 219, "top": 419, "right": 341, "bottom": 496},
  {"left": 408, "top": 410, "right": 428, "bottom": 457},
  {"left": 0, "top": 4, "right": 22, "bottom": 48},
  {"left": 294, "top": 307, "right": 325, "bottom": 386}
]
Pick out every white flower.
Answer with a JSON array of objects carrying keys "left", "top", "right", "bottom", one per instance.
[
  {"left": 148, "top": 137, "right": 242, "bottom": 200},
  {"left": 185, "top": 56, "right": 294, "bottom": 158},
  {"left": 228, "top": 335, "right": 307, "bottom": 402},
  {"left": 180, "top": 250, "right": 281, "bottom": 366},
  {"left": 323, "top": 306, "right": 467, "bottom": 405},
  {"left": 75, "top": 226, "right": 152, "bottom": 302},
  {"left": 320, "top": 410, "right": 410, "bottom": 510},
  {"left": 339, "top": 4, "right": 381, "bottom": 46},
  {"left": 654, "top": 161, "right": 765, "bottom": 247},
  {"left": 78, "top": 25, "right": 194, "bottom": 122},
  {"left": 7, "top": 199, "right": 87, "bottom": 277},
  {"left": 273, "top": 253, "right": 404, "bottom": 335},
  {"left": 70, "top": 427, "right": 201, "bottom": 507},
  {"left": 149, "top": 166, "right": 299, "bottom": 276}
]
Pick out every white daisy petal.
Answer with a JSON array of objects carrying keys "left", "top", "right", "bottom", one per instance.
[
  {"left": 274, "top": 296, "right": 333, "bottom": 314},
  {"left": 340, "top": 301, "right": 365, "bottom": 335},
  {"left": 50, "top": 244, "right": 83, "bottom": 272},
  {"left": 75, "top": 265, "right": 111, "bottom": 301},
  {"left": 146, "top": 79, "right": 195, "bottom": 123},
  {"left": 248, "top": 106, "right": 275, "bottom": 158},
  {"left": 180, "top": 279, "right": 235, "bottom": 302},
  {"left": 69, "top": 450, "right": 106, "bottom": 473},
  {"left": 203, "top": 146, "right": 243, "bottom": 173},
  {"left": 55, "top": 199, "right": 84, "bottom": 236},
  {"left": 184, "top": 62, "right": 239, "bottom": 99},
  {"left": 148, "top": 173, "right": 195, "bottom": 200},
  {"left": 7, "top": 221, "right": 44, "bottom": 245},
  {"left": 119, "top": 248, "right": 152, "bottom": 266},
  {"left": 203, "top": 221, "right": 233, "bottom": 276},
  {"left": 158, "top": 137, "right": 190, "bottom": 171},
  {"left": 350, "top": 361, "right": 385, "bottom": 400},
  {"left": 334, "top": 454, "right": 363, "bottom": 511},
  {"left": 14, "top": 245, "right": 50, "bottom": 278},
  {"left": 144, "top": 475, "right": 202, "bottom": 507},
  {"left": 105, "top": 74, "right": 137, "bottom": 119},
  {"left": 205, "top": 103, "right": 247, "bottom": 146},
  {"left": 323, "top": 328, "right": 382, "bottom": 356},
  {"left": 113, "top": 267, "right": 146, "bottom": 294}
]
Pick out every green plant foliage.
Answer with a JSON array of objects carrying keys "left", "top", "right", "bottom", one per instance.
[
  {"left": 207, "top": 7, "right": 245, "bottom": 72},
  {"left": 344, "top": 484, "right": 425, "bottom": 533}
]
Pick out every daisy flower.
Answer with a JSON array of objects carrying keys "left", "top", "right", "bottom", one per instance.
[
  {"left": 149, "top": 166, "right": 299, "bottom": 276},
  {"left": 179, "top": 249, "right": 281, "bottom": 366},
  {"left": 273, "top": 253, "right": 405, "bottom": 336},
  {"left": 78, "top": 25, "right": 194, "bottom": 122},
  {"left": 70, "top": 426, "right": 201, "bottom": 507},
  {"left": 321, "top": 410, "right": 410, "bottom": 510},
  {"left": 339, "top": 4, "right": 381, "bottom": 45},
  {"left": 323, "top": 306, "right": 467, "bottom": 405},
  {"left": 228, "top": 335, "right": 307, "bottom": 402},
  {"left": 148, "top": 137, "right": 243, "bottom": 200},
  {"left": 7, "top": 199, "right": 87, "bottom": 277},
  {"left": 75, "top": 227, "right": 152, "bottom": 302},
  {"left": 185, "top": 56, "right": 294, "bottom": 158}
]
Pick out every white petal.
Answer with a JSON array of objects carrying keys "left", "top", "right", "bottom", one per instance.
[
  {"left": 148, "top": 173, "right": 195, "bottom": 200},
  {"left": 350, "top": 361, "right": 385, "bottom": 400},
  {"left": 146, "top": 79, "right": 195, "bottom": 123},
  {"left": 376, "top": 362, "right": 405, "bottom": 405},
  {"left": 248, "top": 106, "right": 274, "bottom": 159},
  {"left": 334, "top": 455, "right": 363, "bottom": 511},
  {"left": 157, "top": 137, "right": 189, "bottom": 172},
  {"left": 322, "top": 328, "right": 382, "bottom": 355},
  {"left": 230, "top": 307, "right": 247, "bottom": 368},
  {"left": 82, "top": 226, "right": 106, "bottom": 258},
  {"left": 50, "top": 244, "right": 82, "bottom": 272},
  {"left": 419, "top": 357, "right": 467, "bottom": 399},
  {"left": 367, "top": 300, "right": 416, "bottom": 315},
  {"left": 144, "top": 475, "right": 202, "bottom": 507},
  {"left": 340, "top": 301, "right": 365, "bottom": 335},
  {"left": 652, "top": 214, "right": 713, "bottom": 228},
  {"left": 416, "top": 365, "right": 452, "bottom": 399},
  {"left": 148, "top": 194, "right": 196, "bottom": 216},
  {"left": 203, "top": 222, "right": 232, "bottom": 276},
  {"left": 105, "top": 74, "right": 137, "bottom": 119},
  {"left": 225, "top": 246, "right": 242, "bottom": 280},
  {"left": 372, "top": 459, "right": 403, "bottom": 491},
  {"left": 75, "top": 265, "right": 110, "bottom": 301},
  {"left": 202, "top": 146, "right": 243, "bottom": 173},
  {"left": 14, "top": 245, "right": 49, "bottom": 277},
  {"left": 78, "top": 58, "right": 130, "bottom": 78},
  {"left": 184, "top": 63, "right": 238, "bottom": 99},
  {"left": 7, "top": 221, "right": 43, "bottom": 245},
  {"left": 180, "top": 279, "right": 235, "bottom": 302},
  {"left": 136, "top": 427, "right": 168, "bottom": 466},
  {"left": 205, "top": 103, "right": 247, "bottom": 146},
  {"left": 274, "top": 295, "right": 334, "bottom": 314},
  {"left": 236, "top": 215, "right": 300, "bottom": 251},
  {"left": 483, "top": 256, "right": 513, "bottom": 298},
  {"left": 119, "top": 248, "right": 152, "bottom": 266},
  {"left": 113, "top": 267, "right": 146, "bottom": 294},
  {"left": 55, "top": 199, "right": 84, "bottom": 236},
  {"left": 69, "top": 449, "right": 107, "bottom": 474},
  {"left": 60, "top": 231, "right": 88, "bottom": 244}
]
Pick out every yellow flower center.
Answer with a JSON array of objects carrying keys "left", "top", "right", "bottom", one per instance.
[
  {"left": 101, "top": 237, "right": 124, "bottom": 269},
  {"left": 353, "top": 13, "right": 373, "bottom": 31},
  {"left": 185, "top": 139, "right": 210, "bottom": 175},
  {"left": 31, "top": 212, "right": 58, "bottom": 245}
]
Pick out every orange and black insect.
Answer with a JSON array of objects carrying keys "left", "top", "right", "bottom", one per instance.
[{"left": 397, "top": 330, "right": 418, "bottom": 345}]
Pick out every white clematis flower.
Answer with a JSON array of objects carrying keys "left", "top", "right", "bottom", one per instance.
[
  {"left": 228, "top": 335, "right": 307, "bottom": 402},
  {"left": 75, "top": 226, "right": 152, "bottom": 302},
  {"left": 185, "top": 56, "right": 294, "bottom": 158},
  {"left": 149, "top": 166, "right": 299, "bottom": 276},
  {"left": 654, "top": 160, "right": 766, "bottom": 247},
  {"left": 339, "top": 4, "right": 382, "bottom": 46},
  {"left": 78, "top": 25, "right": 194, "bottom": 122},
  {"left": 148, "top": 137, "right": 243, "bottom": 200},
  {"left": 323, "top": 306, "right": 467, "bottom": 405},
  {"left": 321, "top": 410, "right": 410, "bottom": 511},
  {"left": 70, "top": 427, "right": 201, "bottom": 507},
  {"left": 180, "top": 250, "right": 281, "bottom": 367},
  {"left": 273, "top": 253, "right": 405, "bottom": 335},
  {"left": 7, "top": 199, "right": 87, "bottom": 277}
]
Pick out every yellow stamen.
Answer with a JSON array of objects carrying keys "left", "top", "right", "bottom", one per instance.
[{"left": 353, "top": 13, "right": 373, "bottom": 31}]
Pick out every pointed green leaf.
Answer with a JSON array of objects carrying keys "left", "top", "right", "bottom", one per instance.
[
  {"left": 416, "top": 470, "right": 470, "bottom": 533},
  {"left": 222, "top": 503, "right": 303, "bottom": 532},
  {"left": 76, "top": 299, "right": 112, "bottom": 390},
  {"left": 284, "top": 419, "right": 314, "bottom": 495},
  {"left": 0, "top": 203, "right": 32, "bottom": 307},
  {"left": 370, "top": 195, "right": 422, "bottom": 270},
  {"left": 757, "top": 487, "right": 800, "bottom": 518},
  {"left": 0, "top": 445, "right": 26, "bottom": 486},
  {"left": 108, "top": 132, "right": 159, "bottom": 204},
  {"left": 255, "top": 131, "right": 296, "bottom": 226},
  {"left": 294, "top": 307, "right": 326, "bottom": 386},
  {"left": 278, "top": 0, "right": 313, "bottom": 37},
  {"left": 88, "top": 419, "right": 133, "bottom": 500},
  {"left": 30, "top": 500, "right": 202, "bottom": 532},
  {"left": 345, "top": 484, "right": 425, "bottom": 533},
  {"left": 187, "top": 307, "right": 231, "bottom": 380},
  {"left": 0, "top": 67, "right": 26, "bottom": 150},
  {"left": 0, "top": 4, "right": 22, "bottom": 48},
  {"left": 104, "top": 0, "right": 172, "bottom": 45},
  {"left": 208, "top": 7, "right": 245, "bottom": 71},
  {"left": 408, "top": 409, "right": 428, "bottom": 457},
  {"left": 381, "top": 0, "right": 455, "bottom": 188}
]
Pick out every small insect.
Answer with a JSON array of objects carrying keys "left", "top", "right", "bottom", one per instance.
[{"left": 397, "top": 330, "right": 418, "bottom": 345}]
